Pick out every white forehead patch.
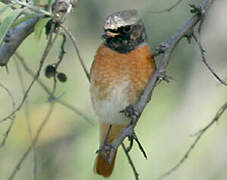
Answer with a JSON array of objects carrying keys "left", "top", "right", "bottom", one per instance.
[{"left": 104, "top": 9, "right": 140, "bottom": 30}]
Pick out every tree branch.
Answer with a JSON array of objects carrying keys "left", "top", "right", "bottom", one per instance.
[
  {"left": 122, "top": 143, "right": 139, "bottom": 180},
  {"left": 8, "top": 102, "right": 55, "bottom": 180},
  {"left": 192, "top": 33, "right": 227, "bottom": 86},
  {"left": 107, "top": 0, "right": 216, "bottom": 164},
  {"left": 158, "top": 101, "right": 227, "bottom": 180},
  {"left": 14, "top": 59, "right": 37, "bottom": 180},
  {"left": 0, "top": 23, "right": 57, "bottom": 149},
  {"left": 60, "top": 23, "right": 90, "bottom": 81}
]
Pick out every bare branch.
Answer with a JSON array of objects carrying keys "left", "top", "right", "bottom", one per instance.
[
  {"left": 192, "top": 33, "right": 227, "bottom": 86},
  {"left": 8, "top": 102, "right": 55, "bottom": 180},
  {"left": 0, "top": 83, "right": 16, "bottom": 148},
  {"left": 0, "top": 24, "right": 57, "bottom": 150},
  {"left": 107, "top": 0, "right": 216, "bottom": 165},
  {"left": 158, "top": 101, "right": 227, "bottom": 180},
  {"left": 60, "top": 23, "right": 90, "bottom": 81},
  {"left": 122, "top": 143, "right": 139, "bottom": 180},
  {"left": 0, "top": 83, "right": 16, "bottom": 111},
  {"left": 14, "top": 59, "right": 37, "bottom": 180}
]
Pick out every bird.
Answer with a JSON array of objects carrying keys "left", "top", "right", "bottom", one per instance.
[{"left": 90, "top": 9, "right": 156, "bottom": 177}]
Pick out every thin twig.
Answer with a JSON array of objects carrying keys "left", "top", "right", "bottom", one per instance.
[
  {"left": 60, "top": 23, "right": 90, "bottom": 81},
  {"left": 158, "top": 101, "right": 227, "bottom": 180},
  {"left": 0, "top": 83, "right": 16, "bottom": 148},
  {"left": 55, "top": 33, "right": 67, "bottom": 69},
  {"left": 0, "top": 83, "right": 16, "bottom": 113},
  {"left": 8, "top": 103, "right": 55, "bottom": 180},
  {"left": 0, "top": 23, "right": 57, "bottom": 152},
  {"left": 0, "top": 23, "right": 56, "bottom": 124},
  {"left": 122, "top": 143, "right": 139, "bottom": 180},
  {"left": 192, "top": 33, "right": 227, "bottom": 86},
  {"left": 15, "top": 52, "right": 93, "bottom": 124},
  {"left": 14, "top": 59, "right": 37, "bottom": 180},
  {"left": 150, "top": 0, "right": 183, "bottom": 13}
]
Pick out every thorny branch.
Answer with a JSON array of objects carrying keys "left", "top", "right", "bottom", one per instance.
[
  {"left": 105, "top": 0, "right": 217, "bottom": 166},
  {"left": 105, "top": 0, "right": 216, "bottom": 163},
  {"left": 158, "top": 101, "right": 227, "bottom": 180},
  {"left": 0, "top": 0, "right": 225, "bottom": 179}
]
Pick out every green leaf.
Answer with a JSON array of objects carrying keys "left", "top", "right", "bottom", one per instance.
[
  {"left": 34, "top": 17, "right": 50, "bottom": 40},
  {"left": 11, "top": 13, "right": 37, "bottom": 28},
  {"left": 0, "top": 8, "right": 24, "bottom": 44},
  {"left": 0, "top": 4, "right": 10, "bottom": 15}
]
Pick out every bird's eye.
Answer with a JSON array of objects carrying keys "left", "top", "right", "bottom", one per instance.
[{"left": 123, "top": 26, "right": 132, "bottom": 33}]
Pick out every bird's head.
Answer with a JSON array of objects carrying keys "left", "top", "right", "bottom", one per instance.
[{"left": 103, "top": 9, "right": 148, "bottom": 53}]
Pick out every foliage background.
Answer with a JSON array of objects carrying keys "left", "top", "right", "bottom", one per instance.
[{"left": 0, "top": 0, "right": 226, "bottom": 179}]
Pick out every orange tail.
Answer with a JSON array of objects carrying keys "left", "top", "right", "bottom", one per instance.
[
  {"left": 94, "top": 149, "right": 117, "bottom": 177},
  {"left": 94, "top": 123, "right": 126, "bottom": 177}
]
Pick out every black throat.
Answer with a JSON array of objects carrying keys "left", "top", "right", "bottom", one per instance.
[{"left": 103, "top": 24, "right": 147, "bottom": 54}]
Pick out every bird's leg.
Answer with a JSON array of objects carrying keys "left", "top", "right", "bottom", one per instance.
[
  {"left": 126, "top": 131, "right": 147, "bottom": 159},
  {"left": 120, "top": 105, "right": 147, "bottom": 159},
  {"left": 96, "top": 125, "right": 116, "bottom": 163}
]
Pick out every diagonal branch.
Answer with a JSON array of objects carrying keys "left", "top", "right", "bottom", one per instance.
[
  {"left": 14, "top": 59, "right": 37, "bottom": 180},
  {"left": 107, "top": 0, "right": 216, "bottom": 165},
  {"left": 192, "top": 33, "right": 227, "bottom": 86},
  {"left": 0, "top": 23, "right": 57, "bottom": 149},
  {"left": 158, "top": 101, "right": 227, "bottom": 180},
  {"left": 60, "top": 23, "right": 90, "bottom": 81},
  {"left": 8, "top": 102, "right": 55, "bottom": 180},
  {"left": 122, "top": 143, "right": 139, "bottom": 180}
]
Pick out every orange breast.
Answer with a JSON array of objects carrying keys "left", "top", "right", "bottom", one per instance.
[
  {"left": 90, "top": 43, "right": 156, "bottom": 124},
  {"left": 91, "top": 43, "right": 155, "bottom": 102}
]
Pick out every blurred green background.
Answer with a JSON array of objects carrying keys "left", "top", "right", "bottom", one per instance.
[{"left": 0, "top": 0, "right": 227, "bottom": 180}]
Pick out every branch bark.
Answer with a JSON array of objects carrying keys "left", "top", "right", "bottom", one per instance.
[
  {"left": 108, "top": 0, "right": 216, "bottom": 164},
  {"left": 158, "top": 101, "right": 227, "bottom": 179}
]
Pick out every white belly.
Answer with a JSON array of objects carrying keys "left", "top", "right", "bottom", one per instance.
[{"left": 90, "top": 80, "right": 133, "bottom": 125}]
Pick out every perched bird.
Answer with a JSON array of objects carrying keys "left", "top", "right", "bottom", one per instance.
[{"left": 90, "top": 9, "right": 156, "bottom": 177}]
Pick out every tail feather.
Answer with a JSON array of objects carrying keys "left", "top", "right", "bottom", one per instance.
[
  {"left": 94, "top": 123, "right": 126, "bottom": 177},
  {"left": 94, "top": 150, "right": 117, "bottom": 177}
]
